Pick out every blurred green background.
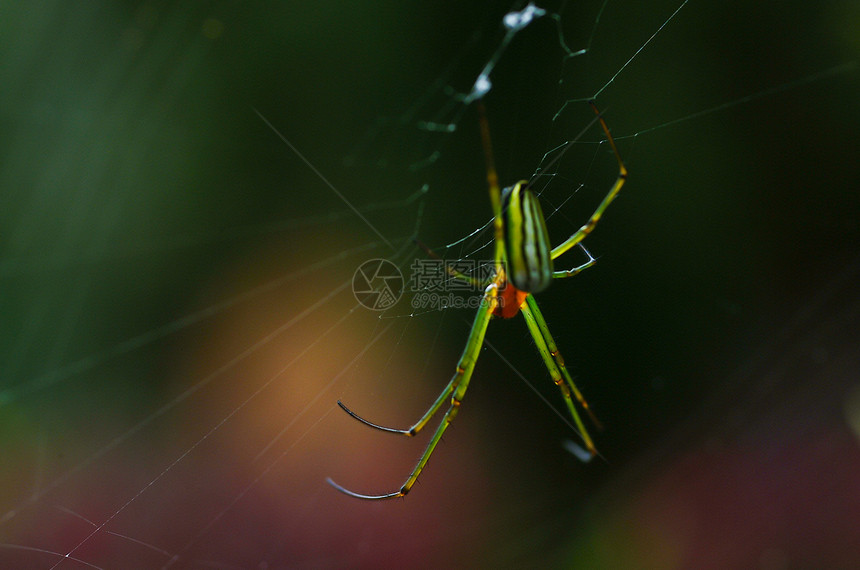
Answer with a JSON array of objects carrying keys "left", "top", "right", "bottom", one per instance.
[{"left": 1, "top": 0, "right": 858, "bottom": 568}]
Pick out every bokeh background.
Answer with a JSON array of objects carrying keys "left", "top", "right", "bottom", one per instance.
[{"left": 1, "top": 0, "right": 858, "bottom": 568}]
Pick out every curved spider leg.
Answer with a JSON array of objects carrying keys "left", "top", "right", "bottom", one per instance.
[
  {"left": 335, "top": 383, "right": 449, "bottom": 437},
  {"left": 553, "top": 244, "right": 598, "bottom": 279},
  {"left": 327, "top": 283, "right": 499, "bottom": 499},
  {"left": 520, "top": 294, "right": 601, "bottom": 456},
  {"left": 551, "top": 101, "right": 628, "bottom": 260}
]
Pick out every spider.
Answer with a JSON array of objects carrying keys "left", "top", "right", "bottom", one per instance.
[{"left": 327, "top": 100, "right": 627, "bottom": 499}]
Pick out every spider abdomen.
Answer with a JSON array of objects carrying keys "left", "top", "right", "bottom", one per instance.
[{"left": 501, "top": 181, "right": 553, "bottom": 293}]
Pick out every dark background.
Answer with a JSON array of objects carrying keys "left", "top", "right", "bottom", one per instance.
[{"left": 1, "top": 1, "right": 858, "bottom": 568}]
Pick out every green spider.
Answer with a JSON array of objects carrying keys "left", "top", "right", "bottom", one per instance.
[{"left": 327, "top": 101, "right": 627, "bottom": 499}]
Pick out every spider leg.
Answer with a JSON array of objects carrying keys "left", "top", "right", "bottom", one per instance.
[
  {"left": 552, "top": 259, "right": 595, "bottom": 279},
  {"left": 336, "top": 382, "right": 451, "bottom": 437},
  {"left": 519, "top": 294, "right": 600, "bottom": 455},
  {"left": 477, "top": 101, "right": 507, "bottom": 278},
  {"left": 327, "top": 283, "right": 499, "bottom": 499},
  {"left": 550, "top": 101, "right": 627, "bottom": 260},
  {"left": 553, "top": 244, "right": 597, "bottom": 279}
]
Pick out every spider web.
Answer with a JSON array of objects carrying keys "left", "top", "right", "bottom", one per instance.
[{"left": 1, "top": 0, "right": 858, "bottom": 568}]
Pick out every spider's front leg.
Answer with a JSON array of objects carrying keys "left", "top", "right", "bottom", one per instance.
[
  {"left": 520, "top": 294, "right": 600, "bottom": 455},
  {"left": 327, "top": 282, "right": 499, "bottom": 499}
]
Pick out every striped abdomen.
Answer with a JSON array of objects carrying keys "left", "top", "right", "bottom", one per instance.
[{"left": 501, "top": 181, "right": 553, "bottom": 293}]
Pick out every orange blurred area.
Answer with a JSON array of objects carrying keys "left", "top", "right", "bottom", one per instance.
[{"left": 0, "top": 227, "right": 495, "bottom": 567}]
